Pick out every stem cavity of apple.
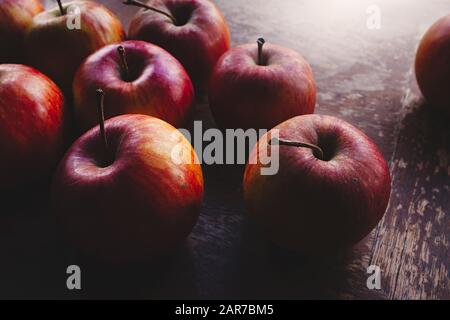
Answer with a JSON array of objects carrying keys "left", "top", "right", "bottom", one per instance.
[
  {"left": 56, "top": 0, "right": 65, "bottom": 15},
  {"left": 270, "top": 137, "right": 324, "bottom": 160},
  {"left": 257, "top": 38, "right": 266, "bottom": 66},
  {"left": 123, "top": 0, "right": 177, "bottom": 24},
  {"left": 96, "top": 89, "right": 110, "bottom": 165},
  {"left": 117, "top": 46, "right": 130, "bottom": 81}
]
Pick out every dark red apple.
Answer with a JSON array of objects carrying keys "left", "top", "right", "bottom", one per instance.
[
  {"left": 51, "top": 92, "right": 204, "bottom": 261},
  {"left": 415, "top": 14, "right": 450, "bottom": 112},
  {"left": 209, "top": 38, "right": 316, "bottom": 131},
  {"left": 73, "top": 40, "right": 195, "bottom": 132},
  {"left": 0, "top": 64, "right": 66, "bottom": 191},
  {"left": 125, "top": 0, "right": 230, "bottom": 84},
  {"left": 24, "top": 0, "right": 125, "bottom": 94},
  {"left": 0, "top": 0, "right": 43, "bottom": 63},
  {"left": 243, "top": 115, "right": 391, "bottom": 253}
]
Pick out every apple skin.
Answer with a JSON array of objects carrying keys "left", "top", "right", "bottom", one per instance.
[
  {"left": 208, "top": 43, "right": 316, "bottom": 131},
  {"left": 24, "top": 0, "right": 125, "bottom": 95},
  {"left": 73, "top": 40, "right": 195, "bottom": 132},
  {"left": 128, "top": 0, "right": 231, "bottom": 85},
  {"left": 243, "top": 115, "right": 391, "bottom": 253},
  {"left": 51, "top": 114, "right": 204, "bottom": 261},
  {"left": 415, "top": 14, "right": 450, "bottom": 112},
  {"left": 0, "top": 0, "right": 43, "bottom": 63},
  {"left": 0, "top": 64, "right": 66, "bottom": 191}
]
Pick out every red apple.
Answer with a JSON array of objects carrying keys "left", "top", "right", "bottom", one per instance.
[
  {"left": 125, "top": 0, "right": 230, "bottom": 84},
  {"left": 51, "top": 92, "right": 204, "bottom": 261},
  {"left": 24, "top": 0, "right": 125, "bottom": 94},
  {"left": 243, "top": 115, "right": 391, "bottom": 253},
  {"left": 0, "top": 0, "right": 43, "bottom": 63},
  {"left": 73, "top": 40, "right": 195, "bottom": 132},
  {"left": 209, "top": 38, "right": 316, "bottom": 131},
  {"left": 415, "top": 14, "right": 450, "bottom": 112},
  {"left": 0, "top": 64, "right": 66, "bottom": 191}
]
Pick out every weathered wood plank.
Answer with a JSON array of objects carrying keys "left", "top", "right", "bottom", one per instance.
[{"left": 370, "top": 87, "right": 450, "bottom": 300}]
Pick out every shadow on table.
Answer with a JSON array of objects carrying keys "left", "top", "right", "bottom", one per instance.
[
  {"left": 58, "top": 244, "right": 199, "bottom": 300},
  {"left": 195, "top": 163, "right": 386, "bottom": 300},
  {"left": 0, "top": 184, "right": 199, "bottom": 299},
  {"left": 223, "top": 220, "right": 382, "bottom": 300}
]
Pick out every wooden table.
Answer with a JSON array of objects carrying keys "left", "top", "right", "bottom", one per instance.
[{"left": 0, "top": 0, "right": 448, "bottom": 299}]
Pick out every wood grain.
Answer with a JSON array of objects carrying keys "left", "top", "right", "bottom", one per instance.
[{"left": 370, "top": 86, "right": 450, "bottom": 299}]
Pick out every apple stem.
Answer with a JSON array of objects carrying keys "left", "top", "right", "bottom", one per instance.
[
  {"left": 56, "top": 0, "right": 65, "bottom": 15},
  {"left": 123, "top": 0, "right": 176, "bottom": 24},
  {"left": 96, "top": 89, "right": 110, "bottom": 165},
  {"left": 257, "top": 38, "right": 266, "bottom": 66},
  {"left": 270, "top": 137, "right": 324, "bottom": 160},
  {"left": 117, "top": 46, "right": 130, "bottom": 81}
]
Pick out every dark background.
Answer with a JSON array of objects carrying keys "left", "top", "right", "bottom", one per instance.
[{"left": 0, "top": 0, "right": 449, "bottom": 299}]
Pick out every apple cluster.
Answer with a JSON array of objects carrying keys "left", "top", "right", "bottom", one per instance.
[{"left": 0, "top": 0, "right": 448, "bottom": 261}]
